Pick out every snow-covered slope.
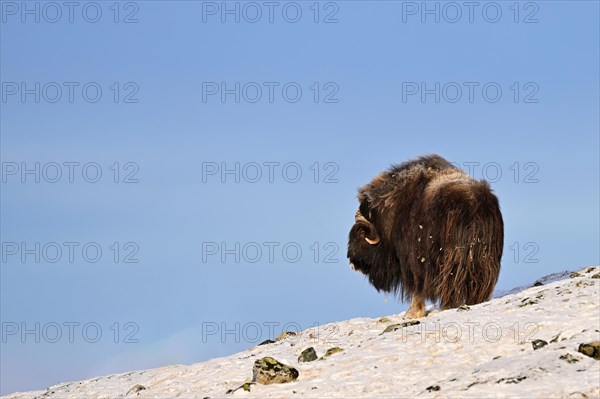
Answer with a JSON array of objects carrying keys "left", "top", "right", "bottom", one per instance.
[{"left": 4, "top": 267, "right": 600, "bottom": 399}]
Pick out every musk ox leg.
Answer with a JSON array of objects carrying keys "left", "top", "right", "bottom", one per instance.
[{"left": 404, "top": 294, "right": 426, "bottom": 319}]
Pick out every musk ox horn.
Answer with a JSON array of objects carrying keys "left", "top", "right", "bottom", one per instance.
[
  {"left": 355, "top": 209, "right": 381, "bottom": 245},
  {"left": 365, "top": 236, "right": 381, "bottom": 245}
]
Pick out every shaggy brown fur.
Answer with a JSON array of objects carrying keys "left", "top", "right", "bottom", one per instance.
[{"left": 347, "top": 154, "right": 503, "bottom": 317}]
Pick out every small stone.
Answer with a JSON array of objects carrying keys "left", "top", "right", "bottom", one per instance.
[
  {"left": 550, "top": 333, "right": 564, "bottom": 343},
  {"left": 225, "top": 382, "right": 254, "bottom": 395},
  {"left": 275, "top": 331, "right": 297, "bottom": 341},
  {"left": 457, "top": 305, "right": 470, "bottom": 312},
  {"left": 532, "top": 339, "right": 548, "bottom": 350},
  {"left": 377, "top": 317, "right": 391, "bottom": 323},
  {"left": 324, "top": 347, "right": 344, "bottom": 357},
  {"left": 570, "top": 272, "right": 582, "bottom": 278},
  {"left": 381, "top": 320, "right": 420, "bottom": 334},
  {"left": 126, "top": 384, "right": 146, "bottom": 396},
  {"left": 532, "top": 281, "right": 543, "bottom": 287},
  {"left": 241, "top": 383, "right": 252, "bottom": 392},
  {"left": 576, "top": 280, "right": 594, "bottom": 288},
  {"left": 518, "top": 297, "right": 538, "bottom": 307},
  {"left": 319, "top": 347, "right": 344, "bottom": 360},
  {"left": 578, "top": 342, "right": 600, "bottom": 360},
  {"left": 559, "top": 353, "right": 582, "bottom": 364},
  {"left": 258, "top": 339, "right": 275, "bottom": 346},
  {"left": 253, "top": 357, "right": 299, "bottom": 385},
  {"left": 592, "top": 273, "right": 600, "bottom": 279},
  {"left": 497, "top": 376, "right": 527, "bottom": 384},
  {"left": 298, "top": 347, "right": 318, "bottom": 363},
  {"left": 426, "top": 385, "right": 440, "bottom": 392}
]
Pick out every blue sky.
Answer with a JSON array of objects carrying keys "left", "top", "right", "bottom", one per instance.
[{"left": 1, "top": 1, "right": 599, "bottom": 394}]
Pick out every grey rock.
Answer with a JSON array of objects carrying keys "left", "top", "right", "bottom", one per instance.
[
  {"left": 578, "top": 342, "right": 600, "bottom": 360},
  {"left": 381, "top": 320, "right": 420, "bottom": 334},
  {"left": 497, "top": 376, "right": 527, "bottom": 384},
  {"left": 559, "top": 353, "right": 582, "bottom": 363},
  {"left": 126, "top": 384, "right": 146, "bottom": 396},
  {"left": 550, "top": 333, "right": 565, "bottom": 343},
  {"left": 276, "top": 331, "right": 298, "bottom": 341},
  {"left": 318, "top": 347, "right": 344, "bottom": 360},
  {"left": 252, "top": 357, "right": 299, "bottom": 385},
  {"left": 532, "top": 339, "right": 548, "bottom": 350},
  {"left": 226, "top": 382, "right": 254, "bottom": 394},
  {"left": 298, "top": 347, "right": 318, "bottom": 363}
]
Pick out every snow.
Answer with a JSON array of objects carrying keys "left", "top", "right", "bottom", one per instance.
[{"left": 4, "top": 266, "right": 600, "bottom": 399}]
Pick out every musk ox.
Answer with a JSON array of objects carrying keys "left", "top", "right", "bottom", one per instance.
[{"left": 347, "top": 154, "right": 503, "bottom": 319}]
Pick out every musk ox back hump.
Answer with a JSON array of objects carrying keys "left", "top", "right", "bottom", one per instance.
[{"left": 417, "top": 168, "right": 503, "bottom": 306}]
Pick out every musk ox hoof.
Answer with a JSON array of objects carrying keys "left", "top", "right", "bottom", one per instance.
[
  {"left": 404, "top": 308, "right": 426, "bottom": 320},
  {"left": 404, "top": 295, "right": 426, "bottom": 319}
]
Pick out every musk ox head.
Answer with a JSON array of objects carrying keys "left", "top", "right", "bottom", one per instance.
[
  {"left": 347, "top": 207, "right": 381, "bottom": 275},
  {"left": 346, "top": 154, "right": 503, "bottom": 314}
]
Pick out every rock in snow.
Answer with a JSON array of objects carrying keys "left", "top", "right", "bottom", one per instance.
[
  {"left": 252, "top": 357, "right": 299, "bottom": 385},
  {"left": 3, "top": 266, "right": 600, "bottom": 399},
  {"left": 297, "top": 347, "right": 318, "bottom": 363}
]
